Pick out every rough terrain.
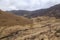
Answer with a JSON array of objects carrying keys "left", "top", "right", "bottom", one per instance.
[{"left": 0, "top": 16, "right": 60, "bottom": 40}]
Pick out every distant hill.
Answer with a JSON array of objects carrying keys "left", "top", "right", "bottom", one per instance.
[
  {"left": 0, "top": 10, "right": 32, "bottom": 26},
  {"left": 7, "top": 10, "right": 33, "bottom": 18},
  {"left": 8, "top": 4, "right": 60, "bottom": 18},
  {"left": 27, "top": 4, "right": 60, "bottom": 18}
]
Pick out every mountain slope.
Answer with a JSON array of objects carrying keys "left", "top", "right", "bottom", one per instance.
[
  {"left": 0, "top": 16, "right": 60, "bottom": 40},
  {"left": 8, "top": 4, "right": 60, "bottom": 18},
  {"left": 0, "top": 4, "right": 60, "bottom": 40},
  {"left": 29, "top": 4, "right": 60, "bottom": 18},
  {"left": 7, "top": 10, "right": 33, "bottom": 18},
  {"left": 0, "top": 10, "right": 32, "bottom": 26}
]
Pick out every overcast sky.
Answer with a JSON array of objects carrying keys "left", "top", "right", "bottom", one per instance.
[{"left": 0, "top": 0, "right": 60, "bottom": 11}]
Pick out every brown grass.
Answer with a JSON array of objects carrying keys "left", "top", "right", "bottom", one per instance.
[
  {"left": 0, "top": 10, "right": 60, "bottom": 40},
  {"left": 0, "top": 10, "right": 32, "bottom": 26}
]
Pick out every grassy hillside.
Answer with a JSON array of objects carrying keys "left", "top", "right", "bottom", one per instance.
[
  {"left": 0, "top": 16, "right": 60, "bottom": 40},
  {"left": 0, "top": 4, "right": 60, "bottom": 40},
  {"left": 0, "top": 10, "right": 32, "bottom": 26}
]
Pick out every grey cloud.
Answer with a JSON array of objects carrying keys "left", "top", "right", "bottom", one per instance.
[{"left": 0, "top": 0, "right": 60, "bottom": 11}]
